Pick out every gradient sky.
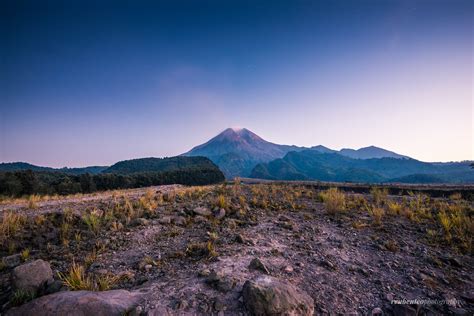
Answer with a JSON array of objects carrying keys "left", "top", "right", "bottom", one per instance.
[{"left": 1, "top": 0, "right": 472, "bottom": 167}]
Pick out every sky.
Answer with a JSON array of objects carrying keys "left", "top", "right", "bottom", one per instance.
[{"left": 1, "top": 0, "right": 472, "bottom": 167}]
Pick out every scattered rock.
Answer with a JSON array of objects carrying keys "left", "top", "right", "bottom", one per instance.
[
  {"left": 242, "top": 275, "right": 314, "bottom": 316},
  {"left": 11, "top": 259, "right": 53, "bottom": 293},
  {"left": 248, "top": 258, "right": 270, "bottom": 274},
  {"left": 198, "top": 268, "right": 211, "bottom": 277},
  {"left": 2, "top": 254, "right": 22, "bottom": 268},
  {"left": 214, "top": 208, "right": 226, "bottom": 220},
  {"left": 194, "top": 215, "right": 208, "bottom": 224},
  {"left": 131, "top": 218, "right": 149, "bottom": 226},
  {"left": 43, "top": 279, "right": 66, "bottom": 295},
  {"left": 371, "top": 307, "right": 383, "bottom": 315},
  {"left": 6, "top": 290, "right": 143, "bottom": 316},
  {"left": 173, "top": 216, "right": 186, "bottom": 226},
  {"left": 193, "top": 207, "right": 211, "bottom": 216},
  {"left": 320, "top": 259, "right": 336, "bottom": 271},
  {"left": 158, "top": 216, "right": 172, "bottom": 225},
  {"left": 205, "top": 270, "right": 235, "bottom": 293},
  {"left": 283, "top": 265, "right": 294, "bottom": 273}
]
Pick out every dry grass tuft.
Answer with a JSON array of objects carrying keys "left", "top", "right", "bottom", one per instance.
[
  {"left": 320, "top": 188, "right": 346, "bottom": 214},
  {"left": 58, "top": 261, "right": 122, "bottom": 291}
]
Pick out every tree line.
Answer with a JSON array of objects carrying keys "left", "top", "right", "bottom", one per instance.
[{"left": 0, "top": 169, "right": 225, "bottom": 197}]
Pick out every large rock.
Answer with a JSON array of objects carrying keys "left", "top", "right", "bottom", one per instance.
[
  {"left": 7, "top": 290, "right": 143, "bottom": 316},
  {"left": 11, "top": 259, "right": 53, "bottom": 293},
  {"left": 242, "top": 276, "right": 314, "bottom": 316}
]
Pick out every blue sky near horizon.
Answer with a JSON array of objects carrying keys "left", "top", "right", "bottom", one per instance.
[{"left": 1, "top": 0, "right": 472, "bottom": 167}]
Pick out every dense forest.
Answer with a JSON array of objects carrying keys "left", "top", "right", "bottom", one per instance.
[{"left": 0, "top": 157, "right": 225, "bottom": 197}]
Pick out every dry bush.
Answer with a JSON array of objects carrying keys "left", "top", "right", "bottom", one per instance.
[
  {"left": 82, "top": 210, "right": 102, "bottom": 234},
  {"left": 370, "top": 187, "right": 388, "bottom": 206},
  {"left": 215, "top": 194, "right": 228, "bottom": 209},
  {"left": 0, "top": 211, "right": 26, "bottom": 244},
  {"left": 365, "top": 204, "right": 384, "bottom": 226},
  {"left": 387, "top": 201, "right": 402, "bottom": 215},
  {"left": 27, "top": 195, "right": 40, "bottom": 209},
  {"left": 319, "top": 188, "right": 346, "bottom": 214},
  {"left": 437, "top": 202, "right": 473, "bottom": 252}
]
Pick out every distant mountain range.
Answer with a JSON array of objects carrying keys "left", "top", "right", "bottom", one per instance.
[
  {"left": 183, "top": 128, "right": 473, "bottom": 183},
  {"left": 2, "top": 128, "right": 473, "bottom": 184},
  {"left": 0, "top": 162, "right": 108, "bottom": 175}
]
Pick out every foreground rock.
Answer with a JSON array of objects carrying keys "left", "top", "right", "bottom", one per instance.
[
  {"left": 242, "top": 275, "right": 314, "bottom": 316},
  {"left": 11, "top": 260, "right": 53, "bottom": 293},
  {"left": 7, "top": 290, "right": 143, "bottom": 316}
]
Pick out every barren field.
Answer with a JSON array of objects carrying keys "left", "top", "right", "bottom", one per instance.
[{"left": 1, "top": 182, "right": 473, "bottom": 315}]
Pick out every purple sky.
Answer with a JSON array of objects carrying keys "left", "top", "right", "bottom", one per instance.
[{"left": 1, "top": 0, "right": 472, "bottom": 167}]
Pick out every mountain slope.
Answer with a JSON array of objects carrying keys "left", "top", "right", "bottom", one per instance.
[
  {"left": 338, "top": 146, "right": 408, "bottom": 159},
  {"left": 250, "top": 150, "right": 474, "bottom": 183},
  {"left": 103, "top": 156, "right": 222, "bottom": 175},
  {"left": 183, "top": 128, "right": 304, "bottom": 178}
]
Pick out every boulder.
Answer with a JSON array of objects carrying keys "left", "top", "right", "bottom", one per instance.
[
  {"left": 11, "top": 259, "right": 53, "bottom": 293},
  {"left": 242, "top": 275, "right": 314, "bottom": 316},
  {"left": 193, "top": 207, "right": 211, "bottom": 216},
  {"left": 7, "top": 290, "right": 143, "bottom": 316}
]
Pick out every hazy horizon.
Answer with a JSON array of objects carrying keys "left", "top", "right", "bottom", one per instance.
[{"left": 1, "top": 0, "right": 473, "bottom": 167}]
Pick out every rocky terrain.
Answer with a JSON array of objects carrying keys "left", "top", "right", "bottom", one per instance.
[{"left": 0, "top": 182, "right": 472, "bottom": 315}]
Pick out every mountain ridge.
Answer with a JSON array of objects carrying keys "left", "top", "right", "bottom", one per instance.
[{"left": 183, "top": 128, "right": 412, "bottom": 178}]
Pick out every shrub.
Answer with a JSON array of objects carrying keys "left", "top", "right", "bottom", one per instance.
[
  {"left": 370, "top": 187, "right": 388, "bottom": 206},
  {"left": 387, "top": 201, "right": 402, "bottom": 215},
  {"left": 27, "top": 195, "right": 40, "bottom": 209},
  {"left": 320, "top": 188, "right": 346, "bottom": 214},
  {"left": 0, "top": 211, "right": 26, "bottom": 244},
  {"left": 82, "top": 210, "right": 101, "bottom": 234}
]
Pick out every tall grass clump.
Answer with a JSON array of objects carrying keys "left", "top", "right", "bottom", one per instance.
[
  {"left": 0, "top": 211, "right": 26, "bottom": 244},
  {"left": 319, "top": 188, "right": 346, "bottom": 214},
  {"left": 58, "top": 261, "right": 122, "bottom": 291},
  {"left": 370, "top": 187, "right": 388, "bottom": 207}
]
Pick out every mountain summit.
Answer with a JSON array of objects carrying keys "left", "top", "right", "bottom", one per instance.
[
  {"left": 183, "top": 128, "right": 303, "bottom": 177},
  {"left": 182, "top": 128, "right": 413, "bottom": 178}
]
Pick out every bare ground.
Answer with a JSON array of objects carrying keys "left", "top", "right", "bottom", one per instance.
[{"left": 0, "top": 183, "right": 473, "bottom": 315}]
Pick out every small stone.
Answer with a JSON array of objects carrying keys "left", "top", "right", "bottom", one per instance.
[
  {"left": 205, "top": 270, "right": 235, "bottom": 292},
  {"left": 214, "top": 208, "right": 226, "bottom": 220},
  {"left": 2, "top": 254, "right": 22, "bottom": 268},
  {"left": 194, "top": 215, "right": 208, "bottom": 223},
  {"left": 158, "top": 216, "right": 172, "bottom": 225},
  {"left": 144, "top": 264, "right": 153, "bottom": 271},
  {"left": 371, "top": 307, "right": 383, "bottom": 315},
  {"left": 248, "top": 258, "right": 270, "bottom": 274},
  {"left": 173, "top": 216, "right": 186, "bottom": 226},
  {"left": 193, "top": 207, "right": 211, "bottom": 216},
  {"left": 320, "top": 259, "right": 336, "bottom": 271},
  {"left": 198, "top": 269, "right": 211, "bottom": 277},
  {"left": 385, "top": 293, "right": 394, "bottom": 302},
  {"left": 283, "top": 265, "right": 294, "bottom": 273},
  {"left": 132, "top": 218, "right": 149, "bottom": 226}
]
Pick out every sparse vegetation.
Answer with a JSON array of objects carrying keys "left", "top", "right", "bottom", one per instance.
[
  {"left": 10, "top": 290, "right": 36, "bottom": 306},
  {"left": 319, "top": 188, "right": 346, "bottom": 214},
  {"left": 58, "top": 261, "right": 122, "bottom": 291}
]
